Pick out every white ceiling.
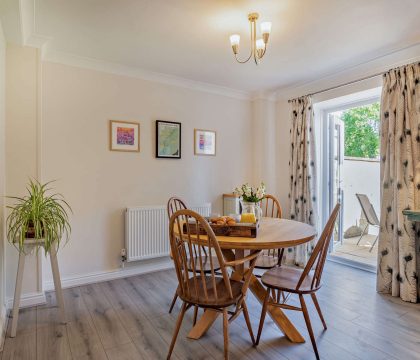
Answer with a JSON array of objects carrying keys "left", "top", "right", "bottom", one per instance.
[{"left": 2, "top": 0, "right": 420, "bottom": 93}]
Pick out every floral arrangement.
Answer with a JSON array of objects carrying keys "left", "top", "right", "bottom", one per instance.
[{"left": 234, "top": 182, "right": 266, "bottom": 203}]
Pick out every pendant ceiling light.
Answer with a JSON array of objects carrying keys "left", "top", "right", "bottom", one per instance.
[{"left": 229, "top": 12, "right": 272, "bottom": 65}]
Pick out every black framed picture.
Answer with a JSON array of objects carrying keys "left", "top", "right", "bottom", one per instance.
[{"left": 155, "top": 120, "right": 181, "bottom": 159}]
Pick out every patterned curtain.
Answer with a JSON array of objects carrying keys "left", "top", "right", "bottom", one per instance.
[
  {"left": 377, "top": 62, "right": 420, "bottom": 303},
  {"left": 285, "top": 96, "right": 318, "bottom": 267}
]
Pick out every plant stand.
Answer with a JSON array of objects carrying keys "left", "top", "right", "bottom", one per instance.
[{"left": 10, "top": 240, "right": 66, "bottom": 338}]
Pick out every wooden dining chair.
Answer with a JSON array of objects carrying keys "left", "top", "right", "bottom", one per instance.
[
  {"left": 255, "top": 194, "right": 284, "bottom": 273},
  {"left": 166, "top": 197, "right": 220, "bottom": 323},
  {"left": 256, "top": 204, "right": 340, "bottom": 360},
  {"left": 167, "top": 209, "right": 260, "bottom": 360}
]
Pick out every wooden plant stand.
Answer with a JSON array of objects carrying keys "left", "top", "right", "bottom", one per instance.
[{"left": 10, "top": 239, "right": 66, "bottom": 338}]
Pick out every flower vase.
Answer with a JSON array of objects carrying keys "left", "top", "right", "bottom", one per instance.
[{"left": 240, "top": 201, "right": 262, "bottom": 223}]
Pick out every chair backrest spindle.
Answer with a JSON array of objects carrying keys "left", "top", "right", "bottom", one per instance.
[
  {"left": 167, "top": 197, "right": 188, "bottom": 219},
  {"left": 296, "top": 204, "right": 340, "bottom": 291},
  {"left": 168, "top": 197, "right": 211, "bottom": 260},
  {"left": 257, "top": 194, "right": 283, "bottom": 263},
  {"left": 169, "top": 209, "right": 233, "bottom": 303},
  {"left": 260, "top": 194, "right": 282, "bottom": 219}
]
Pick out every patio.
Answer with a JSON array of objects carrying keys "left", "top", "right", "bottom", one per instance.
[
  {"left": 332, "top": 157, "right": 380, "bottom": 268},
  {"left": 333, "top": 234, "right": 378, "bottom": 267}
]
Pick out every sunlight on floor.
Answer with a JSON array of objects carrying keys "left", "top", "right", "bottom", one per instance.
[{"left": 332, "top": 234, "right": 378, "bottom": 267}]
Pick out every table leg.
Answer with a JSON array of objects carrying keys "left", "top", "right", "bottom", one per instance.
[
  {"left": 187, "top": 248, "right": 239, "bottom": 339},
  {"left": 230, "top": 248, "right": 304, "bottom": 343},
  {"left": 234, "top": 249, "right": 244, "bottom": 273},
  {"left": 187, "top": 248, "right": 305, "bottom": 343},
  {"left": 232, "top": 248, "right": 304, "bottom": 343},
  {"left": 187, "top": 309, "right": 220, "bottom": 339}
]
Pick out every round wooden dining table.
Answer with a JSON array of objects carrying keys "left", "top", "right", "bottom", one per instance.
[{"left": 185, "top": 217, "right": 317, "bottom": 344}]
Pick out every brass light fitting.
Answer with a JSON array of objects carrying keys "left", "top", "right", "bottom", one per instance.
[{"left": 229, "top": 12, "right": 272, "bottom": 65}]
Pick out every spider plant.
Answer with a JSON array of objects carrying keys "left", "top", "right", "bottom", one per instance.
[{"left": 6, "top": 179, "right": 72, "bottom": 254}]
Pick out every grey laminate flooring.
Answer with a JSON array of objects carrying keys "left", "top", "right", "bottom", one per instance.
[{"left": 2, "top": 262, "right": 420, "bottom": 360}]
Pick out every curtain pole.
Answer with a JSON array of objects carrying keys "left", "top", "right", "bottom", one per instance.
[{"left": 287, "top": 71, "right": 384, "bottom": 103}]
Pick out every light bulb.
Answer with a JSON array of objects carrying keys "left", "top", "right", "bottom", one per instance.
[
  {"left": 230, "top": 34, "right": 240, "bottom": 46},
  {"left": 260, "top": 22, "right": 272, "bottom": 34},
  {"left": 256, "top": 39, "right": 265, "bottom": 50}
]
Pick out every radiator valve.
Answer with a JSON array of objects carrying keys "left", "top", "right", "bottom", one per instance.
[{"left": 121, "top": 248, "right": 127, "bottom": 267}]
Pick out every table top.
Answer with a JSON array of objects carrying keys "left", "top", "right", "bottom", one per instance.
[{"left": 176, "top": 217, "right": 317, "bottom": 250}]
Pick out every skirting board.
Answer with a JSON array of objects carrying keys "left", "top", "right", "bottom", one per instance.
[
  {"left": 43, "top": 256, "right": 174, "bottom": 291},
  {"left": 6, "top": 292, "right": 47, "bottom": 309}
]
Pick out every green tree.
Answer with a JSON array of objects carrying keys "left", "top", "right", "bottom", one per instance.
[{"left": 342, "top": 102, "right": 380, "bottom": 159}]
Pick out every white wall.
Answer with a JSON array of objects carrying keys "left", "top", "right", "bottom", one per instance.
[
  {"left": 342, "top": 158, "right": 380, "bottom": 233},
  {"left": 40, "top": 61, "right": 253, "bottom": 285}
]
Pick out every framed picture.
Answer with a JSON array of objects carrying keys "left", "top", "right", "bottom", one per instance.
[
  {"left": 194, "top": 129, "right": 216, "bottom": 156},
  {"left": 156, "top": 120, "right": 181, "bottom": 158},
  {"left": 109, "top": 120, "right": 140, "bottom": 152}
]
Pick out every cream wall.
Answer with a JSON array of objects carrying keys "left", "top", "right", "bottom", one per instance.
[
  {"left": 0, "top": 20, "right": 7, "bottom": 337},
  {"left": 41, "top": 61, "right": 253, "bottom": 283},
  {"left": 5, "top": 44, "right": 41, "bottom": 300},
  {"left": 251, "top": 98, "right": 277, "bottom": 197},
  {"left": 275, "top": 100, "right": 291, "bottom": 218}
]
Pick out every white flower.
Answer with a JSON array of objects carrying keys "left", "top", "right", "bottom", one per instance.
[
  {"left": 244, "top": 184, "right": 252, "bottom": 197},
  {"left": 234, "top": 182, "right": 266, "bottom": 201}
]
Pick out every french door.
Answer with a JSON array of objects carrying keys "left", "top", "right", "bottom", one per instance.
[{"left": 328, "top": 113, "right": 344, "bottom": 248}]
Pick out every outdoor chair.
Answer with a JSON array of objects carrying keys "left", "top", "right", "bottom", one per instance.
[{"left": 355, "top": 193, "right": 380, "bottom": 252}]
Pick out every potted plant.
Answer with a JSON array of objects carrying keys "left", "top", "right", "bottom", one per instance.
[{"left": 6, "top": 179, "right": 72, "bottom": 254}]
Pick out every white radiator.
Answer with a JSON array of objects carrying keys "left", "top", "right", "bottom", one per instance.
[{"left": 125, "top": 203, "right": 212, "bottom": 262}]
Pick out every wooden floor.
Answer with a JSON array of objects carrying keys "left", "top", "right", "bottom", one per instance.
[{"left": 2, "top": 261, "right": 420, "bottom": 360}]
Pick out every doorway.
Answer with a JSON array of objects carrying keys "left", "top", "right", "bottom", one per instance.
[{"left": 319, "top": 93, "right": 381, "bottom": 271}]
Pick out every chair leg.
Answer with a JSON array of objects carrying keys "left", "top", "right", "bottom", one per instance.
[
  {"left": 369, "top": 234, "right": 379, "bottom": 253},
  {"left": 256, "top": 288, "right": 270, "bottom": 345},
  {"left": 193, "top": 305, "right": 198, "bottom": 326},
  {"left": 299, "top": 294, "right": 320, "bottom": 360},
  {"left": 276, "top": 289, "right": 284, "bottom": 304},
  {"left": 223, "top": 308, "right": 229, "bottom": 360},
  {"left": 356, "top": 224, "right": 368, "bottom": 245},
  {"left": 169, "top": 292, "right": 178, "bottom": 313},
  {"left": 277, "top": 248, "right": 285, "bottom": 266},
  {"left": 167, "top": 302, "right": 187, "bottom": 360},
  {"left": 271, "top": 288, "right": 276, "bottom": 301},
  {"left": 242, "top": 300, "right": 255, "bottom": 345},
  {"left": 310, "top": 293, "right": 327, "bottom": 330}
]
